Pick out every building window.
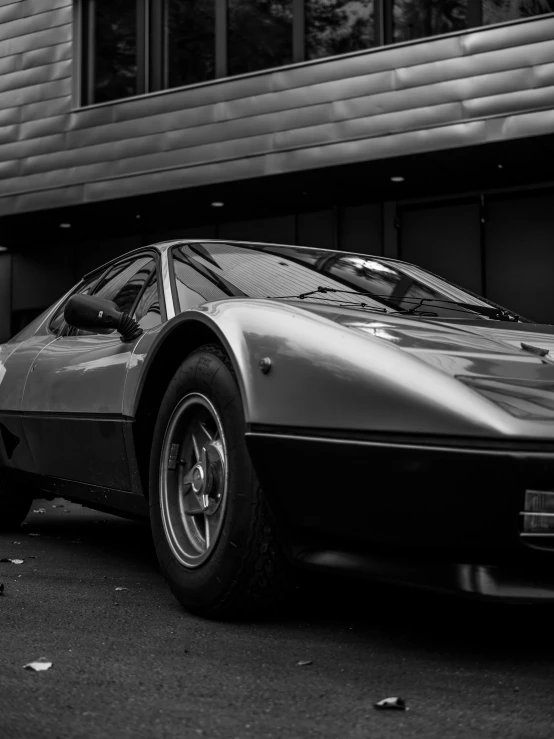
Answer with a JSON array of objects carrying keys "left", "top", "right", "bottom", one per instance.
[
  {"left": 227, "top": 0, "right": 293, "bottom": 75},
  {"left": 79, "top": 0, "right": 554, "bottom": 106},
  {"left": 482, "top": 0, "right": 554, "bottom": 24},
  {"left": 86, "top": 0, "right": 139, "bottom": 104},
  {"left": 164, "top": 0, "right": 216, "bottom": 88},
  {"left": 393, "top": 0, "right": 468, "bottom": 43},
  {"left": 305, "top": 0, "right": 375, "bottom": 60}
]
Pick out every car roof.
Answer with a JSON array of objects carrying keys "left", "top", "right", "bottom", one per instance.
[{"left": 81, "top": 238, "right": 402, "bottom": 282}]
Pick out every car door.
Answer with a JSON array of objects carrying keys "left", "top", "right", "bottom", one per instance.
[{"left": 21, "top": 252, "right": 164, "bottom": 494}]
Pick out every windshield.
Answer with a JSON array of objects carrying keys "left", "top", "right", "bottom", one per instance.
[{"left": 171, "top": 242, "right": 524, "bottom": 321}]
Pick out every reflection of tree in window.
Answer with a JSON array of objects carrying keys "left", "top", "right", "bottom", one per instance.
[
  {"left": 483, "top": 0, "right": 554, "bottom": 24},
  {"left": 393, "top": 0, "right": 467, "bottom": 43},
  {"left": 228, "top": 0, "right": 293, "bottom": 75},
  {"left": 134, "top": 275, "right": 162, "bottom": 329},
  {"left": 177, "top": 243, "right": 389, "bottom": 308},
  {"left": 95, "top": 258, "right": 154, "bottom": 314},
  {"left": 94, "top": 0, "right": 137, "bottom": 103},
  {"left": 306, "top": 1, "right": 375, "bottom": 61},
  {"left": 171, "top": 242, "right": 501, "bottom": 319},
  {"left": 173, "top": 256, "right": 230, "bottom": 312},
  {"left": 325, "top": 256, "right": 479, "bottom": 317},
  {"left": 49, "top": 275, "right": 101, "bottom": 335},
  {"left": 327, "top": 257, "right": 404, "bottom": 297},
  {"left": 165, "top": 0, "right": 215, "bottom": 88}
]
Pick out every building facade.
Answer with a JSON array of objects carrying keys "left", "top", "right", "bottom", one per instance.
[{"left": 1, "top": 0, "right": 554, "bottom": 340}]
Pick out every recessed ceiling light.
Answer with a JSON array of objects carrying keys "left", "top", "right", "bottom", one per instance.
[
  {"left": 59, "top": 223, "right": 71, "bottom": 228},
  {"left": 0, "top": 246, "right": 7, "bottom": 252},
  {"left": 390, "top": 176, "right": 405, "bottom": 183},
  {"left": 136, "top": 214, "right": 141, "bottom": 219},
  {"left": 211, "top": 201, "right": 224, "bottom": 208},
  {"left": 497, "top": 164, "right": 503, "bottom": 169}
]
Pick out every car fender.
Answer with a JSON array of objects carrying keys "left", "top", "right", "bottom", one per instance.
[{"left": 124, "top": 299, "right": 521, "bottom": 439}]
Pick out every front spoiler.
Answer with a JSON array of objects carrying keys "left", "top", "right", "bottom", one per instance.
[
  {"left": 295, "top": 549, "right": 554, "bottom": 603},
  {"left": 246, "top": 427, "right": 554, "bottom": 596}
]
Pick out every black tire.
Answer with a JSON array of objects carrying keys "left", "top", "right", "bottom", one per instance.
[
  {"left": 148, "top": 343, "right": 292, "bottom": 619},
  {"left": 0, "top": 471, "right": 33, "bottom": 531}
]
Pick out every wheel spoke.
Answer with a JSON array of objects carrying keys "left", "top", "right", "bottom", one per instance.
[
  {"left": 180, "top": 485, "right": 202, "bottom": 515},
  {"left": 205, "top": 510, "right": 221, "bottom": 549},
  {"left": 199, "top": 421, "right": 214, "bottom": 442},
  {"left": 182, "top": 468, "right": 196, "bottom": 486},
  {"left": 207, "top": 439, "right": 224, "bottom": 464},
  {"left": 191, "top": 432, "right": 200, "bottom": 461}
]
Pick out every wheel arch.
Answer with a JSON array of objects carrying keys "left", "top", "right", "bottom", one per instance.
[{"left": 131, "top": 315, "right": 246, "bottom": 500}]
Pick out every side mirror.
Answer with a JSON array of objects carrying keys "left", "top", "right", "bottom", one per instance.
[{"left": 64, "top": 294, "right": 143, "bottom": 342}]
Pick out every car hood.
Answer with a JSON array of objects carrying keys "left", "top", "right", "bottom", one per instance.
[{"left": 287, "top": 301, "right": 554, "bottom": 382}]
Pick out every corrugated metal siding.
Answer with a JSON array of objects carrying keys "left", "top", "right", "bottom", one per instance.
[
  {"left": 0, "top": 0, "right": 73, "bottom": 211},
  {"left": 1, "top": 5, "right": 554, "bottom": 214}
]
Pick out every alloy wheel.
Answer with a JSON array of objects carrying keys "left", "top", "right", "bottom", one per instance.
[{"left": 159, "top": 393, "right": 228, "bottom": 568}]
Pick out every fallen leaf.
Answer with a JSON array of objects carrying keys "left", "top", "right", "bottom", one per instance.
[
  {"left": 32, "top": 509, "right": 46, "bottom": 514},
  {"left": 11, "top": 541, "right": 21, "bottom": 544},
  {"left": 24, "top": 659, "right": 52, "bottom": 672},
  {"left": 374, "top": 697, "right": 407, "bottom": 711},
  {"left": 115, "top": 587, "right": 128, "bottom": 591},
  {"left": 296, "top": 660, "right": 313, "bottom": 667},
  {"left": 0, "top": 558, "right": 24, "bottom": 564}
]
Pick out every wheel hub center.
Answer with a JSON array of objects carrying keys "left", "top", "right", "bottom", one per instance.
[{"left": 191, "top": 464, "right": 205, "bottom": 494}]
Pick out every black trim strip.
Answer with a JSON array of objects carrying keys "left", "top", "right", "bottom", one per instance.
[
  {"left": 248, "top": 424, "right": 554, "bottom": 454},
  {"left": 0, "top": 411, "right": 133, "bottom": 422},
  {"left": 28, "top": 472, "right": 148, "bottom": 518}
]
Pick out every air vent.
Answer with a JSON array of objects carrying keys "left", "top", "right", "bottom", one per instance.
[{"left": 520, "top": 490, "right": 554, "bottom": 549}]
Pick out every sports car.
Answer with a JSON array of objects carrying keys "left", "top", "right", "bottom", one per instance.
[{"left": 1, "top": 239, "right": 554, "bottom": 617}]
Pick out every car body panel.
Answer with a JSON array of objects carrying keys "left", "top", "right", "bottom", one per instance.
[
  {"left": 22, "top": 335, "right": 139, "bottom": 415},
  {"left": 0, "top": 336, "right": 56, "bottom": 474},
  {"left": 0, "top": 336, "right": 54, "bottom": 412},
  {"left": 125, "top": 298, "right": 554, "bottom": 441}
]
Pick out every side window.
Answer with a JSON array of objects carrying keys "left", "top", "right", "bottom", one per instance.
[
  {"left": 94, "top": 256, "right": 155, "bottom": 313},
  {"left": 133, "top": 270, "right": 162, "bottom": 329},
  {"left": 70, "top": 255, "right": 158, "bottom": 337},
  {"left": 48, "top": 274, "right": 102, "bottom": 335}
]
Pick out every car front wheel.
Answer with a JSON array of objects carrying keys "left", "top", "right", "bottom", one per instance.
[{"left": 149, "top": 344, "right": 291, "bottom": 619}]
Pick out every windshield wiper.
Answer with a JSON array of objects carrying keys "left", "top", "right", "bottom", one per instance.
[
  {"left": 267, "top": 287, "right": 520, "bottom": 322},
  {"left": 386, "top": 297, "right": 521, "bottom": 322},
  {"left": 267, "top": 287, "right": 440, "bottom": 316}
]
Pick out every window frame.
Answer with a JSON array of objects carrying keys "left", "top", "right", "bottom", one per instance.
[{"left": 79, "top": 0, "right": 147, "bottom": 106}]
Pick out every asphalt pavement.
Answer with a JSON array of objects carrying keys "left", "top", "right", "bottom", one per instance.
[{"left": 1, "top": 499, "right": 553, "bottom": 739}]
